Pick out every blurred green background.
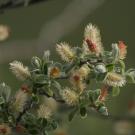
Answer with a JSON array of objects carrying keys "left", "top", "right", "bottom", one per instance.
[{"left": 0, "top": 0, "right": 135, "bottom": 135}]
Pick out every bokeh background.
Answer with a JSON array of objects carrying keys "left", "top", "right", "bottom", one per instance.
[{"left": 0, "top": 0, "right": 135, "bottom": 135}]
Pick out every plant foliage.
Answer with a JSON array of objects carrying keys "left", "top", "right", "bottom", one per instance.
[{"left": 0, "top": 23, "right": 134, "bottom": 135}]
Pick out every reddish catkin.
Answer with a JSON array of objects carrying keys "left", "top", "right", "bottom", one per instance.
[
  {"left": 118, "top": 41, "right": 127, "bottom": 59},
  {"left": 85, "top": 39, "right": 97, "bottom": 52},
  {"left": 99, "top": 85, "right": 109, "bottom": 101},
  {"left": 21, "top": 84, "right": 30, "bottom": 93},
  {"left": 118, "top": 41, "right": 126, "bottom": 49},
  {"left": 73, "top": 75, "right": 81, "bottom": 82}
]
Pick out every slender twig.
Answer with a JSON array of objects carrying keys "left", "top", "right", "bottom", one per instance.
[
  {"left": 16, "top": 88, "right": 135, "bottom": 125},
  {"left": 15, "top": 58, "right": 134, "bottom": 125}
]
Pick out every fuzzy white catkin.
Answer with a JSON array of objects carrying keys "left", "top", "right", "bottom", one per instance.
[
  {"left": 38, "top": 104, "right": 52, "bottom": 119},
  {"left": 13, "top": 90, "right": 28, "bottom": 113},
  {"left": 43, "top": 97, "right": 58, "bottom": 112},
  {"left": 56, "top": 42, "right": 75, "bottom": 62},
  {"left": 10, "top": 61, "right": 31, "bottom": 81},
  {"left": 78, "top": 64, "right": 90, "bottom": 78},
  {"left": 70, "top": 71, "right": 86, "bottom": 93},
  {"left": 112, "top": 43, "right": 120, "bottom": 62},
  {"left": 43, "top": 50, "right": 50, "bottom": 61},
  {"left": 103, "top": 72, "right": 126, "bottom": 87},
  {"left": 61, "top": 87, "right": 79, "bottom": 106},
  {"left": 84, "top": 23, "right": 103, "bottom": 54}
]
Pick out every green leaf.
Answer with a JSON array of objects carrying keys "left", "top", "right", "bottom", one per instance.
[
  {"left": 125, "top": 74, "right": 135, "bottom": 84},
  {"left": 52, "top": 81, "right": 61, "bottom": 90},
  {"left": 68, "top": 107, "right": 78, "bottom": 122},
  {"left": 106, "top": 64, "right": 114, "bottom": 72},
  {"left": 119, "top": 60, "right": 125, "bottom": 70},
  {"left": 0, "top": 83, "right": 11, "bottom": 102},
  {"left": 0, "top": 97, "right": 5, "bottom": 104},
  {"left": 43, "top": 131, "right": 48, "bottom": 135},
  {"left": 41, "top": 62, "right": 48, "bottom": 75},
  {"left": 33, "top": 74, "right": 48, "bottom": 86},
  {"left": 63, "top": 63, "right": 75, "bottom": 73},
  {"left": 93, "top": 89, "right": 101, "bottom": 101},
  {"left": 119, "top": 60, "right": 125, "bottom": 74},
  {"left": 125, "top": 69, "right": 135, "bottom": 83},
  {"left": 112, "top": 43, "right": 120, "bottom": 62},
  {"left": 112, "top": 87, "right": 120, "bottom": 97},
  {"left": 32, "top": 94, "right": 39, "bottom": 103},
  {"left": 31, "top": 56, "right": 42, "bottom": 69},
  {"left": 96, "top": 73, "right": 107, "bottom": 81},
  {"left": 46, "top": 88, "right": 53, "bottom": 97},
  {"left": 50, "top": 120, "right": 58, "bottom": 130},
  {"left": 53, "top": 62, "right": 62, "bottom": 69},
  {"left": 80, "top": 107, "right": 87, "bottom": 119},
  {"left": 126, "top": 69, "right": 135, "bottom": 75},
  {"left": 73, "top": 47, "right": 82, "bottom": 56},
  {"left": 43, "top": 50, "right": 50, "bottom": 62},
  {"left": 98, "top": 106, "right": 108, "bottom": 116},
  {"left": 38, "top": 118, "right": 47, "bottom": 127},
  {"left": 88, "top": 89, "right": 101, "bottom": 102},
  {"left": 23, "top": 113, "right": 37, "bottom": 125}
]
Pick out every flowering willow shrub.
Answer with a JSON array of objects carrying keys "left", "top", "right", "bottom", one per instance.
[{"left": 0, "top": 23, "right": 135, "bottom": 135}]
